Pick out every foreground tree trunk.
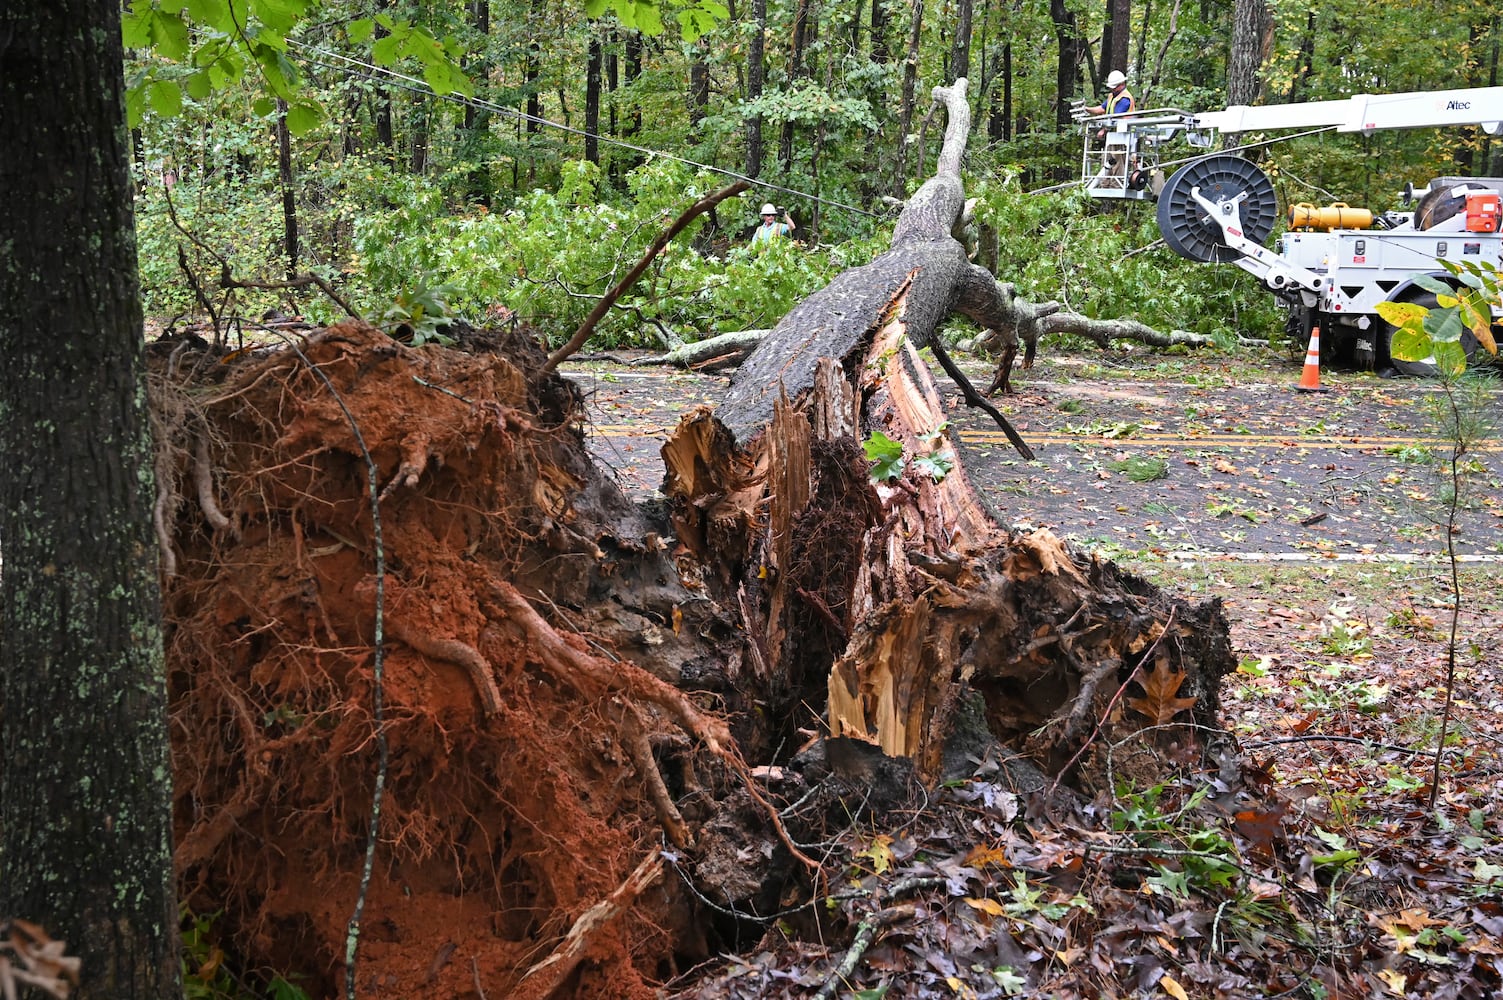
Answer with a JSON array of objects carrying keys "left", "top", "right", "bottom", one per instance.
[{"left": 0, "top": 0, "right": 180, "bottom": 995}]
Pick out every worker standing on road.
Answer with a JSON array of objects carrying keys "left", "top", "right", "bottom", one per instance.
[{"left": 752, "top": 203, "right": 796, "bottom": 245}]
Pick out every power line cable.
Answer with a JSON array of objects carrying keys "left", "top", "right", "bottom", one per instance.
[{"left": 287, "top": 40, "right": 884, "bottom": 219}]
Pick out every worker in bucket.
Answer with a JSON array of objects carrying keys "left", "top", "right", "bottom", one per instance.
[
  {"left": 1072, "top": 70, "right": 1136, "bottom": 184},
  {"left": 1084, "top": 69, "right": 1135, "bottom": 118},
  {"left": 752, "top": 202, "right": 796, "bottom": 245}
]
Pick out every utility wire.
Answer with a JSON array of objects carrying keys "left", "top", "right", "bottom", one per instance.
[{"left": 286, "top": 40, "right": 883, "bottom": 219}]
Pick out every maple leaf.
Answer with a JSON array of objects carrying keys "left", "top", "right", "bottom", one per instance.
[{"left": 1127, "top": 659, "right": 1199, "bottom": 725}]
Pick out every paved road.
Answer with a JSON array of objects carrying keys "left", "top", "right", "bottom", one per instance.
[{"left": 567, "top": 354, "right": 1503, "bottom": 563}]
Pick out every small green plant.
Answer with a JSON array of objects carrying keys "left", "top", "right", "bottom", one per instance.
[
  {"left": 182, "top": 906, "right": 311, "bottom": 1000},
  {"left": 863, "top": 431, "right": 906, "bottom": 482},
  {"left": 1375, "top": 263, "right": 1501, "bottom": 376},
  {"left": 383, "top": 277, "right": 460, "bottom": 345},
  {"left": 862, "top": 427, "right": 955, "bottom": 483}
]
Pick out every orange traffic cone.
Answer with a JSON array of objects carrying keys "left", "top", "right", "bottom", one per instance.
[{"left": 1295, "top": 326, "right": 1331, "bottom": 393}]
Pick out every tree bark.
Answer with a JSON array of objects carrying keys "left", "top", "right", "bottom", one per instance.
[
  {"left": 1227, "top": 0, "right": 1271, "bottom": 109},
  {"left": 0, "top": 1, "right": 181, "bottom": 996},
  {"left": 1105, "top": 0, "right": 1130, "bottom": 82},
  {"left": 464, "top": 0, "right": 493, "bottom": 200},
  {"left": 893, "top": 0, "right": 923, "bottom": 197},
  {"left": 780, "top": 0, "right": 817, "bottom": 172},
  {"left": 586, "top": 37, "right": 602, "bottom": 164},
  {"left": 745, "top": 0, "right": 768, "bottom": 178},
  {"left": 275, "top": 99, "right": 299, "bottom": 279},
  {"left": 373, "top": 0, "right": 396, "bottom": 164},
  {"left": 948, "top": 0, "right": 973, "bottom": 83},
  {"left": 1050, "top": 0, "right": 1083, "bottom": 179}
]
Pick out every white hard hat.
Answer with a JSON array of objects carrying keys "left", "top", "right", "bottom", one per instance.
[
  {"left": 760, "top": 203, "right": 777, "bottom": 216},
  {"left": 1106, "top": 70, "right": 1127, "bottom": 87}
]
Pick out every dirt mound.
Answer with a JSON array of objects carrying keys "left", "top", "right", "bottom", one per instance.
[{"left": 155, "top": 322, "right": 724, "bottom": 998}]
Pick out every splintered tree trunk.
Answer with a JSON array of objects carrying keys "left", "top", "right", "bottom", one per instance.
[{"left": 662, "top": 79, "right": 1234, "bottom": 784}]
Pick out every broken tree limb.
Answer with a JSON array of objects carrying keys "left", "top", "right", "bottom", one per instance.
[
  {"left": 973, "top": 310, "right": 1217, "bottom": 395},
  {"left": 628, "top": 329, "right": 768, "bottom": 368},
  {"left": 715, "top": 78, "right": 1032, "bottom": 459},
  {"left": 542, "top": 180, "right": 750, "bottom": 375}
]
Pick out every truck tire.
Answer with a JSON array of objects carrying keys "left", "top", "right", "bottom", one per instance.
[{"left": 1379, "top": 290, "right": 1480, "bottom": 377}]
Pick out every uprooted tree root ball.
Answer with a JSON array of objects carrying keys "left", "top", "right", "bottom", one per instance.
[{"left": 156, "top": 322, "right": 744, "bottom": 998}]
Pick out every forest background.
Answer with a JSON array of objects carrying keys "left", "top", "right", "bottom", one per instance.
[{"left": 127, "top": 0, "right": 1503, "bottom": 353}]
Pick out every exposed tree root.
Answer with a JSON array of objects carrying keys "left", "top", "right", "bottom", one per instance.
[
  {"left": 515, "top": 853, "right": 665, "bottom": 1000},
  {"left": 386, "top": 617, "right": 503, "bottom": 716}
]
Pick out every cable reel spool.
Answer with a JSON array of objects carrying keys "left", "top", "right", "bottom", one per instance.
[{"left": 1155, "top": 154, "right": 1279, "bottom": 263}]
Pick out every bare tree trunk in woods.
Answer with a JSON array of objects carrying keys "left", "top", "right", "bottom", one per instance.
[
  {"left": 1, "top": 0, "right": 181, "bottom": 992},
  {"left": 745, "top": 0, "right": 768, "bottom": 177},
  {"left": 893, "top": 0, "right": 923, "bottom": 197},
  {"left": 373, "top": 6, "right": 395, "bottom": 164},
  {"left": 586, "top": 38, "right": 602, "bottom": 164},
  {"left": 662, "top": 79, "right": 1235, "bottom": 782},
  {"left": 1227, "top": 0, "right": 1271, "bottom": 109},
  {"left": 1111, "top": 0, "right": 1130, "bottom": 73},
  {"left": 410, "top": 96, "right": 430, "bottom": 175},
  {"left": 949, "top": 0, "right": 973, "bottom": 83},
  {"left": 465, "top": 0, "right": 492, "bottom": 201},
  {"left": 810, "top": 49, "right": 835, "bottom": 236},
  {"left": 690, "top": 49, "right": 710, "bottom": 136},
  {"left": 275, "top": 100, "right": 298, "bottom": 280},
  {"left": 1051, "top": 0, "right": 1082, "bottom": 179},
  {"left": 623, "top": 31, "right": 645, "bottom": 172},
  {"left": 780, "top": 0, "right": 815, "bottom": 172},
  {"left": 526, "top": 0, "right": 543, "bottom": 179},
  {"left": 607, "top": 40, "right": 621, "bottom": 182},
  {"left": 861, "top": 0, "right": 891, "bottom": 200},
  {"left": 1147, "top": 0, "right": 1184, "bottom": 100}
]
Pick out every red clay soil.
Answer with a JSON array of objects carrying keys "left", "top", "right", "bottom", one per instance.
[{"left": 154, "top": 322, "right": 718, "bottom": 999}]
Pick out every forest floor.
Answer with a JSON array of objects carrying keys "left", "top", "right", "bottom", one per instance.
[{"left": 565, "top": 341, "right": 1503, "bottom": 999}]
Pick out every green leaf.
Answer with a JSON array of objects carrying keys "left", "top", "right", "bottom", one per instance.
[
  {"left": 423, "top": 57, "right": 474, "bottom": 98},
  {"left": 1388, "top": 326, "right": 1432, "bottom": 363},
  {"left": 184, "top": 70, "right": 212, "bottom": 100},
  {"left": 584, "top": 0, "right": 609, "bottom": 15},
  {"left": 1413, "top": 273, "right": 1453, "bottom": 295},
  {"left": 185, "top": 0, "right": 232, "bottom": 31},
  {"left": 1433, "top": 339, "right": 1468, "bottom": 376},
  {"left": 863, "top": 431, "right": 906, "bottom": 482},
  {"left": 347, "top": 18, "right": 374, "bottom": 44},
  {"left": 1423, "top": 307, "right": 1464, "bottom": 344},
  {"left": 1374, "top": 300, "right": 1428, "bottom": 328},
  {"left": 610, "top": 0, "right": 639, "bottom": 30},
  {"left": 252, "top": 96, "right": 277, "bottom": 117},
  {"left": 122, "top": 9, "right": 153, "bottom": 49},
  {"left": 372, "top": 32, "right": 404, "bottom": 65},
  {"left": 285, "top": 100, "right": 322, "bottom": 136},
  {"left": 125, "top": 80, "right": 148, "bottom": 129},
  {"left": 148, "top": 79, "right": 183, "bottom": 118},
  {"left": 913, "top": 450, "right": 955, "bottom": 482},
  {"left": 152, "top": 8, "right": 192, "bottom": 60},
  {"left": 251, "top": 0, "right": 306, "bottom": 34}
]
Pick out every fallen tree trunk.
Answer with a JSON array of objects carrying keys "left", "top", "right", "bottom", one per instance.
[{"left": 662, "top": 78, "right": 1235, "bottom": 785}]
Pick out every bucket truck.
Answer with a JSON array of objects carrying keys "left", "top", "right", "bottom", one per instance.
[{"left": 1076, "top": 86, "right": 1503, "bottom": 371}]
